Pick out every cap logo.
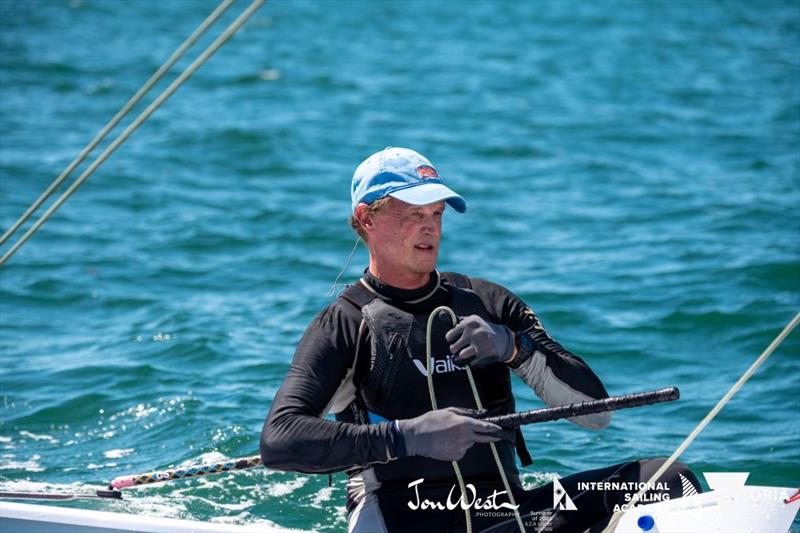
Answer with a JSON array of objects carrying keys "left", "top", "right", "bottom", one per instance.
[{"left": 416, "top": 165, "right": 438, "bottom": 179}]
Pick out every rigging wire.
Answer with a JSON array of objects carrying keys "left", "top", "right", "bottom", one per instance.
[
  {"left": 0, "top": 0, "right": 267, "bottom": 267},
  {"left": 0, "top": 0, "right": 234, "bottom": 248}
]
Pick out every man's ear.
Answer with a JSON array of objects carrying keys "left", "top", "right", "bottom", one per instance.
[{"left": 354, "top": 203, "right": 372, "bottom": 230}]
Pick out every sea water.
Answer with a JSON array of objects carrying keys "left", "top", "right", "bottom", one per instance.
[{"left": 1, "top": 1, "right": 798, "bottom": 530}]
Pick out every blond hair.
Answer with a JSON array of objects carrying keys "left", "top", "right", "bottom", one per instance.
[{"left": 349, "top": 197, "right": 392, "bottom": 241}]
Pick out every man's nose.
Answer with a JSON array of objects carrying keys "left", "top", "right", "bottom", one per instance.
[{"left": 422, "top": 217, "right": 440, "bottom": 236}]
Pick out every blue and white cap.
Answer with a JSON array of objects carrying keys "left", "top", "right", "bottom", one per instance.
[{"left": 351, "top": 147, "right": 467, "bottom": 213}]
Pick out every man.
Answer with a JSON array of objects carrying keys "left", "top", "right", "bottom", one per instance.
[{"left": 261, "top": 147, "right": 700, "bottom": 532}]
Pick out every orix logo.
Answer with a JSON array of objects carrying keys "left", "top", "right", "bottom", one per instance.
[{"left": 416, "top": 165, "right": 438, "bottom": 179}]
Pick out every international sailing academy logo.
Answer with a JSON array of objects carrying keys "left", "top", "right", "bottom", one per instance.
[{"left": 552, "top": 479, "right": 577, "bottom": 510}]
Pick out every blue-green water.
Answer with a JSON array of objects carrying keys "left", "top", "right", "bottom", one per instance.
[{"left": 1, "top": 0, "right": 798, "bottom": 531}]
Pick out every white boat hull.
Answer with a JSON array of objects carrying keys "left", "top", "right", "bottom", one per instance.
[
  {"left": 614, "top": 485, "right": 799, "bottom": 533},
  {"left": 0, "top": 501, "right": 303, "bottom": 533}
]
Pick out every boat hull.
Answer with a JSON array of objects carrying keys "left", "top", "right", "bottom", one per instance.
[
  {"left": 614, "top": 485, "right": 799, "bottom": 532},
  {"left": 0, "top": 501, "right": 301, "bottom": 533}
]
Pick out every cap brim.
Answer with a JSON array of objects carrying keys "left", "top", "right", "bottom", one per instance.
[{"left": 388, "top": 183, "right": 467, "bottom": 213}]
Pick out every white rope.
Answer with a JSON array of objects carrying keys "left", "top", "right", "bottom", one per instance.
[
  {"left": 426, "top": 307, "right": 526, "bottom": 533},
  {"left": 0, "top": 0, "right": 267, "bottom": 267},
  {"left": 603, "top": 311, "right": 800, "bottom": 533},
  {"left": 326, "top": 236, "right": 362, "bottom": 297},
  {"left": 0, "top": 0, "right": 234, "bottom": 248}
]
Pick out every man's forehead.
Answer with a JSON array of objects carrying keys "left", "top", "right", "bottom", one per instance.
[{"left": 387, "top": 198, "right": 446, "bottom": 213}]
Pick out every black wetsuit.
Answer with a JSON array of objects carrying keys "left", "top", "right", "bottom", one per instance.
[{"left": 261, "top": 271, "right": 700, "bottom": 532}]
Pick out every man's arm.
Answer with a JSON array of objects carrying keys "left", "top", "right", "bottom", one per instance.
[
  {"left": 470, "top": 278, "right": 612, "bottom": 429},
  {"left": 260, "top": 303, "right": 400, "bottom": 474}
]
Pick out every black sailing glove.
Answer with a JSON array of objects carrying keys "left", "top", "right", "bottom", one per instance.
[
  {"left": 395, "top": 407, "right": 505, "bottom": 462},
  {"left": 445, "top": 315, "right": 515, "bottom": 368}
]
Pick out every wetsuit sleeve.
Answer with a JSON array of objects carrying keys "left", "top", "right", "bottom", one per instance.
[
  {"left": 260, "top": 302, "right": 400, "bottom": 473},
  {"left": 470, "top": 278, "right": 611, "bottom": 429}
]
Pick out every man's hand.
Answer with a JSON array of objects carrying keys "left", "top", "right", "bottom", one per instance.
[
  {"left": 445, "top": 315, "right": 515, "bottom": 368},
  {"left": 396, "top": 407, "right": 505, "bottom": 461}
]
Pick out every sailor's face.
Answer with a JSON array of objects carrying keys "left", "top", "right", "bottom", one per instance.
[{"left": 371, "top": 199, "right": 444, "bottom": 277}]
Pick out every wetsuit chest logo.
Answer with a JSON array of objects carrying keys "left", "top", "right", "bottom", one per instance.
[{"left": 411, "top": 355, "right": 465, "bottom": 377}]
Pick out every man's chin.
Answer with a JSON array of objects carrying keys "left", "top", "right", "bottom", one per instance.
[{"left": 413, "top": 259, "right": 438, "bottom": 276}]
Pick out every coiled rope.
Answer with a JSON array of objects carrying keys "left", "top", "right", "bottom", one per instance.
[
  {"left": 602, "top": 311, "right": 800, "bottom": 533},
  {"left": 0, "top": 0, "right": 266, "bottom": 267},
  {"left": 426, "top": 306, "right": 525, "bottom": 533}
]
